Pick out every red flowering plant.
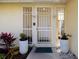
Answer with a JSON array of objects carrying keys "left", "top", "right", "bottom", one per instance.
[{"left": 0, "top": 32, "right": 16, "bottom": 50}]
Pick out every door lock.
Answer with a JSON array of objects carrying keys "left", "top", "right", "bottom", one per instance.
[{"left": 33, "top": 22, "right": 36, "bottom": 26}]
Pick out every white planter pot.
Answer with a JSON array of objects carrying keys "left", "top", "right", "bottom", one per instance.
[
  {"left": 60, "top": 40, "right": 69, "bottom": 53},
  {"left": 19, "top": 40, "right": 28, "bottom": 54}
]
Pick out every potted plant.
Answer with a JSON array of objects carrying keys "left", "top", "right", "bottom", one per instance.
[
  {"left": 0, "top": 32, "right": 16, "bottom": 53},
  {"left": 19, "top": 33, "right": 28, "bottom": 54},
  {"left": 60, "top": 33, "right": 71, "bottom": 53}
]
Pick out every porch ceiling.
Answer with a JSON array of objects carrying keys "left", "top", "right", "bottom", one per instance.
[{"left": 0, "top": 0, "right": 69, "bottom": 4}]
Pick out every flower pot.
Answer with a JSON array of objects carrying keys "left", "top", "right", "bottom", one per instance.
[
  {"left": 60, "top": 40, "right": 69, "bottom": 53},
  {"left": 19, "top": 40, "right": 28, "bottom": 54}
]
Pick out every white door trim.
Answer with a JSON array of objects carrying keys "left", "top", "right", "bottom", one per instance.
[{"left": 32, "top": 7, "right": 37, "bottom": 46}]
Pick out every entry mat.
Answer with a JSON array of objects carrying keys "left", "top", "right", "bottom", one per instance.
[{"left": 35, "top": 47, "right": 53, "bottom": 53}]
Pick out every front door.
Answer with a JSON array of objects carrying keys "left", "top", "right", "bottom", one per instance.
[
  {"left": 23, "top": 7, "right": 56, "bottom": 47},
  {"left": 36, "top": 7, "right": 52, "bottom": 47}
]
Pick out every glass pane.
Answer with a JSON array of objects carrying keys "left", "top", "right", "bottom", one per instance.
[
  {"left": 23, "top": 7, "right": 32, "bottom": 44},
  {"left": 23, "top": 7, "right": 32, "bottom": 28}
]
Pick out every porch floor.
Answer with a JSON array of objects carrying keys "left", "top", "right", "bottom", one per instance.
[{"left": 27, "top": 47, "right": 76, "bottom": 59}]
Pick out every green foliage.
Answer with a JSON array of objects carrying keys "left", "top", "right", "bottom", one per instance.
[
  {"left": 0, "top": 54, "right": 5, "bottom": 59},
  {"left": 5, "top": 47, "right": 19, "bottom": 59},
  {"left": 19, "top": 33, "right": 27, "bottom": 41},
  {"left": 61, "top": 33, "right": 71, "bottom": 40},
  {"left": 20, "top": 33, "right": 26, "bottom": 39}
]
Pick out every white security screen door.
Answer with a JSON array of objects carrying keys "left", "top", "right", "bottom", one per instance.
[{"left": 36, "top": 7, "right": 52, "bottom": 47}]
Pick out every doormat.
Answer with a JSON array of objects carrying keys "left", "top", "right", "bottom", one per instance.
[{"left": 35, "top": 47, "right": 52, "bottom": 53}]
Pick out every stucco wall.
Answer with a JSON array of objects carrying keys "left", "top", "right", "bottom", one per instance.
[
  {"left": 65, "top": 0, "right": 78, "bottom": 57},
  {"left": 0, "top": 4, "right": 23, "bottom": 46}
]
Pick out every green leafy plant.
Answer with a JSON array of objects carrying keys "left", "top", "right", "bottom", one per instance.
[
  {"left": 19, "top": 33, "right": 27, "bottom": 41},
  {"left": 61, "top": 33, "right": 71, "bottom": 40},
  {"left": 0, "top": 54, "right": 5, "bottom": 59},
  {"left": 5, "top": 47, "right": 19, "bottom": 59}
]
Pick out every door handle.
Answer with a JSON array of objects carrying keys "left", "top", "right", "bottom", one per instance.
[{"left": 33, "top": 22, "right": 36, "bottom": 26}]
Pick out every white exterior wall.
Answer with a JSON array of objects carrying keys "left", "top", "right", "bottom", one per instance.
[
  {"left": 65, "top": 0, "right": 78, "bottom": 57},
  {"left": 0, "top": 4, "right": 23, "bottom": 46}
]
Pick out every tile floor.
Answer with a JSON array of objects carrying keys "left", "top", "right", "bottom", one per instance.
[{"left": 27, "top": 47, "right": 77, "bottom": 59}]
